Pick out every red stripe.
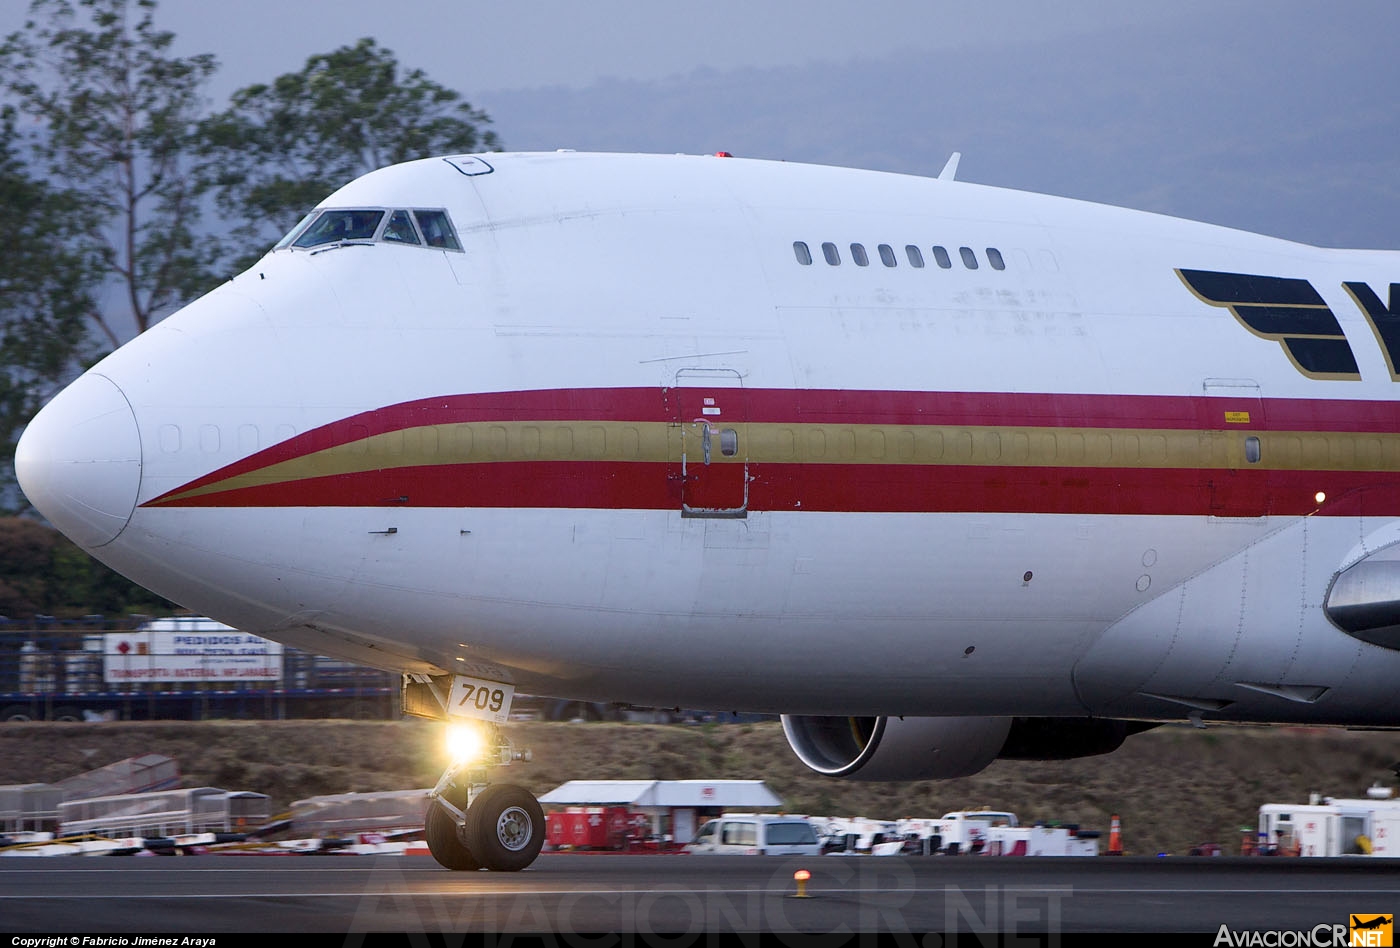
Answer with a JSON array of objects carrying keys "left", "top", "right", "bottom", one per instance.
[
  {"left": 149, "top": 387, "right": 1400, "bottom": 503},
  {"left": 147, "top": 460, "right": 1400, "bottom": 517}
]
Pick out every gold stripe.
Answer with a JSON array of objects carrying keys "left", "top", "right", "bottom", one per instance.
[{"left": 152, "top": 420, "right": 1400, "bottom": 505}]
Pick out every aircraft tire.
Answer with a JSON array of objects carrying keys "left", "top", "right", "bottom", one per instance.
[
  {"left": 425, "top": 800, "right": 481, "bottom": 871},
  {"left": 462, "top": 784, "right": 545, "bottom": 872}
]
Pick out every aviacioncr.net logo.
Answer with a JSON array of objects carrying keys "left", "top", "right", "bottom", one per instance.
[
  {"left": 1349, "top": 915, "right": 1393, "bottom": 947},
  {"left": 1214, "top": 924, "right": 1355, "bottom": 947}
]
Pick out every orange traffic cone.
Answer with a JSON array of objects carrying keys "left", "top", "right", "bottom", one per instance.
[{"left": 1107, "top": 815, "right": 1123, "bottom": 856}]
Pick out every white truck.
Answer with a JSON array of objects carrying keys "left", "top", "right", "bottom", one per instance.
[
  {"left": 1257, "top": 786, "right": 1400, "bottom": 857},
  {"left": 884, "top": 810, "right": 1098, "bottom": 856}
]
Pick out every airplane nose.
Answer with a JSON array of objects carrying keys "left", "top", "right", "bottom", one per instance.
[{"left": 15, "top": 373, "right": 142, "bottom": 549}]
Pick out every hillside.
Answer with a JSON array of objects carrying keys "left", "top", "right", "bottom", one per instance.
[{"left": 0, "top": 719, "right": 1394, "bottom": 856}]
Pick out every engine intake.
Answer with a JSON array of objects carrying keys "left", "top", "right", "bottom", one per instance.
[
  {"left": 780, "top": 714, "right": 1011, "bottom": 780},
  {"left": 780, "top": 714, "right": 1153, "bottom": 781}
]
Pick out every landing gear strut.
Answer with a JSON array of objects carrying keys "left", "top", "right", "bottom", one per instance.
[{"left": 406, "top": 672, "right": 545, "bottom": 871}]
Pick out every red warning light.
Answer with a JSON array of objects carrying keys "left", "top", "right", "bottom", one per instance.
[{"left": 714, "top": 151, "right": 733, "bottom": 158}]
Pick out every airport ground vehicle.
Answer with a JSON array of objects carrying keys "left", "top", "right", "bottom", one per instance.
[
  {"left": 685, "top": 813, "right": 823, "bottom": 856},
  {"left": 0, "top": 616, "right": 630, "bottom": 723},
  {"left": 0, "top": 616, "right": 395, "bottom": 722},
  {"left": 1257, "top": 787, "right": 1400, "bottom": 857}
]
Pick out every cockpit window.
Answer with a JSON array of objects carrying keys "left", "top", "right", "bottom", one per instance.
[
  {"left": 382, "top": 210, "right": 421, "bottom": 244},
  {"left": 415, "top": 210, "right": 461, "bottom": 250},
  {"left": 293, "top": 209, "right": 385, "bottom": 248},
  {"left": 276, "top": 207, "right": 463, "bottom": 253},
  {"left": 274, "top": 211, "right": 317, "bottom": 250}
]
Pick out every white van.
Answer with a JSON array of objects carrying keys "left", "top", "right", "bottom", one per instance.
[{"left": 685, "top": 813, "right": 822, "bottom": 855}]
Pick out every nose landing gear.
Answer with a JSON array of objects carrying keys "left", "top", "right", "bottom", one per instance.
[
  {"left": 425, "top": 753, "right": 545, "bottom": 872},
  {"left": 408, "top": 671, "right": 546, "bottom": 871}
]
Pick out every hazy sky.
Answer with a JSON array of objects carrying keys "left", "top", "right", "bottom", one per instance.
[
  {"left": 116, "top": 0, "right": 1222, "bottom": 101},
  {"left": 3, "top": 0, "right": 1398, "bottom": 249}
]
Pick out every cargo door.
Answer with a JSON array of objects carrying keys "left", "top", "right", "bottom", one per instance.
[
  {"left": 1201, "top": 379, "right": 1268, "bottom": 517},
  {"left": 669, "top": 369, "right": 748, "bottom": 518}
]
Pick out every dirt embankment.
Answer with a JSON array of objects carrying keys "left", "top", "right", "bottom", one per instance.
[{"left": 0, "top": 719, "right": 1393, "bottom": 856}]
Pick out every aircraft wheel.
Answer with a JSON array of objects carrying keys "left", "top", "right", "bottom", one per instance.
[
  {"left": 463, "top": 784, "right": 545, "bottom": 872},
  {"left": 425, "top": 800, "right": 481, "bottom": 871}
]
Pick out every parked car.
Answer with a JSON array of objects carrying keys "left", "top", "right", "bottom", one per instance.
[{"left": 685, "top": 813, "right": 822, "bottom": 855}]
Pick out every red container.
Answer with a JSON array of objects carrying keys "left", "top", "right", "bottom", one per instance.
[{"left": 546, "top": 806, "right": 632, "bottom": 850}]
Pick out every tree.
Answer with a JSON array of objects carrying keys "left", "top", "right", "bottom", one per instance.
[
  {"left": 199, "top": 37, "right": 500, "bottom": 270},
  {"left": 0, "top": 106, "right": 100, "bottom": 514},
  {"left": 0, "top": 0, "right": 219, "bottom": 347},
  {"left": 0, "top": 517, "right": 175, "bottom": 617}
]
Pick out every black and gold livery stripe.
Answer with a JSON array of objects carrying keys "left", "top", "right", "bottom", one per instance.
[
  {"left": 1178, "top": 268, "right": 1361, "bottom": 380},
  {"left": 1344, "top": 282, "right": 1400, "bottom": 381}
]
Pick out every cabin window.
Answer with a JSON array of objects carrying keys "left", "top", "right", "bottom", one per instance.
[
  {"left": 878, "top": 244, "right": 897, "bottom": 267},
  {"left": 158, "top": 424, "right": 180, "bottom": 454},
  {"left": 932, "top": 246, "right": 952, "bottom": 269},
  {"left": 414, "top": 210, "right": 462, "bottom": 250},
  {"left": 987, "top": 247, "right": 1006, "bottom": 270},
  {"left": 1245, "top": 437, "right": 1261, "bottom": 464},
  {"left": 960, "top": 246, "right": 979, "bottom": 269},
  {"left": 822, "top": 242, "right": 841, "bottom": 265},
  {"left": 383, "top": 210, "right": 421, "bottom": 244},
  {"left": 293, "top": 209, "right": 385, "bottom": 248},
  {"left": 851, "top": 243, "right": 869, "bottom": 267},
  {"left": 793, "top": 241, "right": 813, "bottom": 265},
  {"left": 906, "top": 245, "right": 925, "bottom": 268}
]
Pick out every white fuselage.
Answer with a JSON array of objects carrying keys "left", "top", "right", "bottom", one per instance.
[{"left": 17, "top": 152, "right": 1400, "bottom": 725}]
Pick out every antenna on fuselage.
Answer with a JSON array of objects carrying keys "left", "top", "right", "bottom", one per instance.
[{"left": 938, "top": 152, "right": 962, "bottom": 182}]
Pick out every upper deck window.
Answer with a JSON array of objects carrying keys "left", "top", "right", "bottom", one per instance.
[{"left": 293, "top": 209, "right": 385, "bottom": 248}]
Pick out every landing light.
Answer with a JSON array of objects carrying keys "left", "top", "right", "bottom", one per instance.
[
  {"left": 445, "top": 721, "right": 487, "bottom": 764},
  {"left": 1315, "top": 491, "right": 1327, "bottom": 505}
]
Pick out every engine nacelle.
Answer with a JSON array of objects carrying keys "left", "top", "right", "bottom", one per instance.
[
  {"left": 780, "top": 714, "right": 1012, "bottom": 780},
  {"left": 780, "top": 715, "right": 1153, "bottom": 780}
]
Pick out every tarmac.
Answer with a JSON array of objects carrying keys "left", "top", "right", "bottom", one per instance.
[{"left": 1, "top": 852, "right": 1395, "bottom": 938}]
